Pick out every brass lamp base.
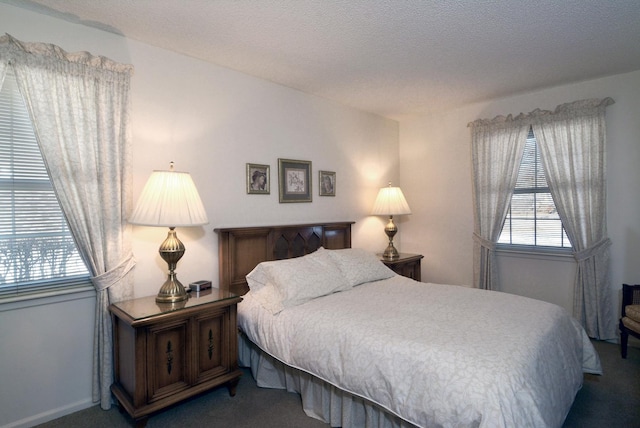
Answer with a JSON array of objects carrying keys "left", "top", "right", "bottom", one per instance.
[
  {"left": 382, "top": 242, "right": 400, "bottom": 260},
  {"left": 381, "top": 215, "right": 400, "bottom": 260},
  {"left": 156, "top": 272, "right": 188, "bottom": 303},
  {"left": 156, "top": 227, "right": 189, "bottom": 303}
]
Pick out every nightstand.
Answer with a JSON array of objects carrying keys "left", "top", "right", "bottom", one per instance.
[
  {"left": 380, "top": 253, "right": 424, "bottom": 281},
  {"left": 109, "top": 288, "right": 242, "bottom": 427}
]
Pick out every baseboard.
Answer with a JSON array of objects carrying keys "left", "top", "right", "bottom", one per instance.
[{"left": 2, "top": 398, "right": 95, "bottom": 428}]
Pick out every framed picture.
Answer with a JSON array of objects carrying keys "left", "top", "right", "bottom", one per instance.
[
  {"left": 278, "top": 158, "right": 312, "bottom": 203},
  {"left": 319, "top": 170, "right": 336, "bottom": 196},
  {"left": 246, "top": 163, "right": 270, "bottom": 194}
]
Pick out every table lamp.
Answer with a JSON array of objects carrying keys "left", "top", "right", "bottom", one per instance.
[
  {"left": 371, "top": 182, "right": 412, "bottom": 260},
  {"left": 129, "top": 162, "right": 209, "bottom": 303}
]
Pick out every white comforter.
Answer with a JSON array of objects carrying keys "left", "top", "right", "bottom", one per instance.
[{"left": 238, "top": 276, "right": 601, "bottom": 428}]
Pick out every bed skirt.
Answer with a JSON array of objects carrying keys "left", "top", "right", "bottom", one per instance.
[{"left": 238, "top": 332, "right": 418, "bottom": 428}]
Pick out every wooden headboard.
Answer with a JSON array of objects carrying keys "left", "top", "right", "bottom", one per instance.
[{"left": 215, "top": 221, "right": 354, "bottom": 295}]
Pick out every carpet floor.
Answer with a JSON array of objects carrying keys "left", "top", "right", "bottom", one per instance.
[{"left": 37, "top": 340, "right": 639, "bottom": 427}]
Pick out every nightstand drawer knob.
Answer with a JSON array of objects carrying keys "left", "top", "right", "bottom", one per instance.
[
  {"left": 208, "top": 329, "right": 215, "bottom": 360},
  {"left": 166, "top": 340, "right": 174, "bottom": 375}
]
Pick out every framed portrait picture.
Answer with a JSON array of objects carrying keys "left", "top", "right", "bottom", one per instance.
[
  {"left": 319, "top": 170, "right": 336, "bottom": 196},
  {"left": 246, "top": 163, "right": 270, "bottom": 194},
  {"left": 278, "top": 158, "right": 312, "bottom": 203}
]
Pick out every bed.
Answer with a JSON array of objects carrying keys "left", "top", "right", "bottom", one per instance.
[{"left": 215, "top": 222, "right": 601, "bottom": 428}]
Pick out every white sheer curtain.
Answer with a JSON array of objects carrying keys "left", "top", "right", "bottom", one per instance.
[
  {"left": 468, "top": 116, "right": 529, "bottom": 290},
  {"left": 0, "top": 59, "right": 6, "bottom": 86},
  {"left": 0, "top": 34, "right": 135, "bottom": 408},
  {"left": 532, "top": 98, "right": 615, "bottom": 340}
]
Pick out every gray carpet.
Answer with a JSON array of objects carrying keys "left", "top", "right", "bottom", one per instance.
[
  {"left": 37, "top": 340, "right": 639, "bottom": 427},
  {"left": 563, "top": 340, "right": 640, "bottom": 428}
]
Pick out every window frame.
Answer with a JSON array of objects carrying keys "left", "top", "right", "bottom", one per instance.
[{"left": 497, "top": 127, "right": 572, "bottom": 254}]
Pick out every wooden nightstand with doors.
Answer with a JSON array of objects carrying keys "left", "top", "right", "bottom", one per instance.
[
  {"left": 380, "top": 253, "right": 424, "bottom": 281},
  {"left": 109, "top": 288, "right": 242, "bottom": 427}
]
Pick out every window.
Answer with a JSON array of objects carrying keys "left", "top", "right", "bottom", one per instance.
[
  {"left": 0, "top": 69, "right": 89, "bottom": 298},
  {"left": 498, "top": 127, "right": 572, "bottom": 250}
]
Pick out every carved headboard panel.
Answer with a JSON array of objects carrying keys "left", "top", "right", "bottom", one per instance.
[{"left": 215, "top": 222, "right": 354, "bottom": 295}]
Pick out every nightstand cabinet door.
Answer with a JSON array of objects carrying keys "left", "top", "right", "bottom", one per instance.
[
  {"left": 193, "top": 308, "right": 229, "bottom": 384},
  {"left": 147, "top": 320, "right": 190, "bottom": 402}
]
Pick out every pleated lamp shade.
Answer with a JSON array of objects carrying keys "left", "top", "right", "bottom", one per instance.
[
  {"left": 371, "top": 184, "right": 412, "bottom": 216},
  {"left": 130, "top": 165, "right": 208, "bottom": 227}
]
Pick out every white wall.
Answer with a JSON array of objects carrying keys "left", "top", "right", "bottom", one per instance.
[
  {"left": 0, "top": 4, "right": 399, "bottom": 427},
  {"left": 129, "top": 42, "right": 399, "bottom": 298},
  {"left": 400, "top": 70, "right": 640, "bottom": 319},
  {"left": 0, "top": 291, "right": 95, "bottom": 428}
]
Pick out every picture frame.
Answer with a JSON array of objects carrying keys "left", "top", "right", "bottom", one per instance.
[
  {"left": 246, "top": 163, "right": 270, "bottom": 194},
  {"left": 319, "top": 170, "right": 336, "bottom": 196},
  {"left": 278, "top": 158, "right": 312, "bottom": 203}
]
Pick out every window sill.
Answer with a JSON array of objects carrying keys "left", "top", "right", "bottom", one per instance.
[
  {"left": 496, "top": 246, "right": 574, "bottom": 262},
  {"left": 0, "top": 285, "right": 96, "bottom": 313}
]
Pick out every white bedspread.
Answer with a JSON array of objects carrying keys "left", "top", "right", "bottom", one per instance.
[{"left": 238, "top": 276, "right": 601, "bottom": 428}]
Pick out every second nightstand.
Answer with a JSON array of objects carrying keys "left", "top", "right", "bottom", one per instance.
[{"left": 380, "top": 253, "right": 424, "bottom": 281}]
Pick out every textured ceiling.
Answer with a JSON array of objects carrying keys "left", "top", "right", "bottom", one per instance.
[{"left": 6, "top": 0, "right": 640, "bottom": 120}]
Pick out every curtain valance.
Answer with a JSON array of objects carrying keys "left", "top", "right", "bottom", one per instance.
[
  {"left": 0, "top": 33, "right": 133, "bottom": 76},
  {"left": 468, "top": 97, "right": 614, "bottom": 129}
]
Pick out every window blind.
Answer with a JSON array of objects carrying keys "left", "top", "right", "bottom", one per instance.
[
  {"left": 0, "top": 69, "right": 89, "bottom": 297},
  {"left": 498, "top": 128, "right": 571, "bottom": 249}
]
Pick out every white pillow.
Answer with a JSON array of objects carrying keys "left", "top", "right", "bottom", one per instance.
[
  {"left": 246, "top": 248, "right": 332, "bottom": 292},
  {"left": 246, "top": 262, "right": 270, "bottom": 292},
  {"left": 264, "top": 249, "right": 351, "bottom": 310},
  {"left": 325, "top": 248, "right": 395, "bottom": 287},
  {"left": 245, "top": 248, "right": 351, "bottom": 313},
  {"left": 249, "top": 282, "right": 285, "bottom": 315}
]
